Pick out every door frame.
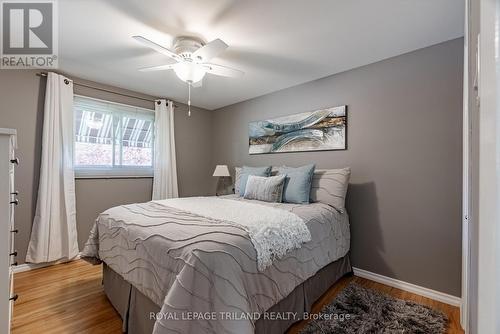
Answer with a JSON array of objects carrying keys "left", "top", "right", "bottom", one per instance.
[
  {"left": 461, "top": 0, "right": 470, "bottom": 330},
  {"left": 476, "top": 0, "right": 500, "bottom": 333}
]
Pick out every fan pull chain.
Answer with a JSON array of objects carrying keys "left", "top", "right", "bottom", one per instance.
[{"left": 187, "top": 82, "right": 192, "bottom": 117}]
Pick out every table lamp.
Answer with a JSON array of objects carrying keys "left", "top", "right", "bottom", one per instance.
[{"left": 213, "top": 165, "right": 232, "bottom": 196}]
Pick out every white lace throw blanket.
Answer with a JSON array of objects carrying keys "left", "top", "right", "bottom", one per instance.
[{"left": 154, "top": 197, "right": 311, "bottom": 270}]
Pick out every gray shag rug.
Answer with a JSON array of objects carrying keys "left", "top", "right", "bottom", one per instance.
[{"left": 300, "top": 283, "right": 448, "bottom": 334}]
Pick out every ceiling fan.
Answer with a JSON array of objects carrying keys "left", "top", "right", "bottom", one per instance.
[{"left": 133, "top": 35, "right": 244, "bottom": 115}]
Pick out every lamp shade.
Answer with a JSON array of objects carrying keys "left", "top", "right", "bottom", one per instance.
[{"left": 213, "top": 165, "right": 230, "bottom": 177}]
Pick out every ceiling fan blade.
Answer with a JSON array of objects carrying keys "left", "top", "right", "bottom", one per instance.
[
  {"left": 202, "top": 63, "right": 244, "bottom": 78},
  {"left": 192, "top": 39, "right": 228, "bottom": 62},
  {"left": 138, "top": 64, "right": 177, "bottom": 72},
  {"left": 133, "top": 36, "right": 182, "bottom": 62}
]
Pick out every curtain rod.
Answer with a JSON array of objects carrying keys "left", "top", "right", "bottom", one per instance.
[{"left": 36, "top": 72, "right": 178, "bottom": 107}]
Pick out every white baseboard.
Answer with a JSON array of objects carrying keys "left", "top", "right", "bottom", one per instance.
[
  {"left": 12, "top": 254, "right": 81, "bottom": 274},
  {"left": 352, "top": 267, "right": 461, "bottom": 307}
]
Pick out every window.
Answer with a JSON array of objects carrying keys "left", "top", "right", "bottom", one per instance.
[{"left": 74, "top": 95, "right": 154, "bottom": 177}]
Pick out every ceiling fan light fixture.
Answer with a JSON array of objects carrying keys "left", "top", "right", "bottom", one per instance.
[
  {"left": 134, "top": 35, "right": 244, "bottom": 118},
  {"left": 173, "top": 62, "right": 206, "bottom": 83}
]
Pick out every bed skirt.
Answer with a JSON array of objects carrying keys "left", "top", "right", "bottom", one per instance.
[{"left": 102, "top": 254, "right": 352, "bottom": 334}]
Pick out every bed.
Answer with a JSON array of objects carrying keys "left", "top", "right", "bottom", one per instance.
[{"left": 82, "top": 194, "right": 351, "bottom": 334}]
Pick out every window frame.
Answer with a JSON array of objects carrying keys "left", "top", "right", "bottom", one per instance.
[{"left": 73, "top": 94, "right": 155, "bottom": 179}]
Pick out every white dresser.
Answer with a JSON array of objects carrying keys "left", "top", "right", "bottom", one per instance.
[{"left": 0, "top": 129, "right": 18, "bottom": 334}]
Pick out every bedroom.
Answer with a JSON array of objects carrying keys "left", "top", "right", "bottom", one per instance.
[{"left": 0, "top": 0, "right": 498, "bottom": 333}]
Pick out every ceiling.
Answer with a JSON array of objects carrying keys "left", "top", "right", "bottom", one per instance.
[{"left": 59, "top": 0, "right": 464, "bottom": 110}]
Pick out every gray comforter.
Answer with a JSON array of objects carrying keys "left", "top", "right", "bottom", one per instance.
[{"left": 81, "top": 195, "right": 350, "bottom": 334}]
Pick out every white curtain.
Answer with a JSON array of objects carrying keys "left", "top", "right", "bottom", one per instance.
[
  {"left": 26, "top": 72, "right": 79, "bottom": 263},
  {"left": 152, "top": 99, "right": 179, "bottom": 200}
]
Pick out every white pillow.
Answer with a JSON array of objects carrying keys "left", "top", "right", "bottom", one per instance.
[{"left": 243, "top": 175, "right": 286, "bottom": 203}]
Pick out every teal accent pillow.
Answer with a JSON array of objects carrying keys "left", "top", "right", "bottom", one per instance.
[
  {"left": 239, "top": 166, "right": 272, "bottom": 196},
  {"left": 277, "top": 164, "right": 316, "bottom": 204}
]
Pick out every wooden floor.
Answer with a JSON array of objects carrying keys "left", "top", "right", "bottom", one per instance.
[{"left": 12, "top": 260, "right": 464, "bottom": 334}]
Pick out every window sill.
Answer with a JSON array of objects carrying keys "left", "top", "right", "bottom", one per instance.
[
  {"left": 75, "top": 175, "right": 153, "bottom": 180},
  {"left": 75, "top": 168, "right": 154, "bottom": 179}
]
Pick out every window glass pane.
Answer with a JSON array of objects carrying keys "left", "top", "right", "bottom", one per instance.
[
  {"left": 73, "top": 95, "right": 155, "bottom": 173},
  {"left": 74, "top": 106, "right": 113, "bottom": 166},
  {"left": 119, "top": 116, "right": 153, "bottom": 166}
]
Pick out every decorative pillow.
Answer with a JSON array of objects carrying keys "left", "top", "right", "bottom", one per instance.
[
  {"left": 233, "top": 167, "right": 278, "bottom": 195},
  {"left": 235, "top": 166, "right": 278, "bottom": 194},
  {"left": 243, "top": 175, "right": 286, "bottom": 203},
  {"left": 310, "top": 167, "right": 351, "bottom": 212},
  {"left": 276, "top": 164, "right": 316, "bottom": 204},
  {"left": 234, "top": 167, "right": 242, "bottom": 194},
  {"left": 239, "top": 166, "right": 272, "bottom": 196}
]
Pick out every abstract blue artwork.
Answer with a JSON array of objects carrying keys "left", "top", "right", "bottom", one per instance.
[{"left": 248, "top": 105, "right": 347, "bottom": 154}]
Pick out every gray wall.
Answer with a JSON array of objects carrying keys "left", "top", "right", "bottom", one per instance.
[
  {"left": 212, "top": 38, "right": 463, "bottom": 296},
  {"left": 0, "top": 70, "right": 213, "bottom": 264}
]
